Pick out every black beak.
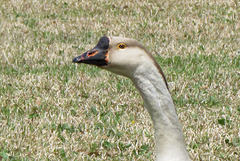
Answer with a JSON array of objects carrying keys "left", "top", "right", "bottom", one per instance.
[{"left": 72, "top": 36, "right": 110, "bottom": 66}]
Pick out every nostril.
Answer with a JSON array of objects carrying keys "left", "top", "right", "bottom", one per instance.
[
  {"left": 87, "top": 50, "right": 98, "bottom": 56},
  {"left": 88, "top": 51, "right": 94, "bottom": 55}
]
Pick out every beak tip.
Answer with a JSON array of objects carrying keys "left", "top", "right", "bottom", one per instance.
[{"left": 72, "top": 56, "right": 81, "bottom": 63}]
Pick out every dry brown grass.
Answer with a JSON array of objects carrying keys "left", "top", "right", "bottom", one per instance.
[{"left": 0, "top": 0, "right": 239, "bottom": 160}]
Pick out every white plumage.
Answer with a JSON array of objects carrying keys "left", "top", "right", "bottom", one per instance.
[{"left": 73, "top": 36, "right": 191, "bottom": 161}]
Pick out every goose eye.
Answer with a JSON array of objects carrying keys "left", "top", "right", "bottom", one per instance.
[{"left": 117, "top": 43, "right": 126, "bottom": 49}]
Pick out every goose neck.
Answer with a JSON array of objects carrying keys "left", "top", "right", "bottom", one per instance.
[{"left": 131, "top": 65, "right": 190, "bottom": 161}]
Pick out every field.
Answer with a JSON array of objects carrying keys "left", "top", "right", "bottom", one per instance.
[{"left": 0, "top": 0, "right": 239, "bottom": 160}]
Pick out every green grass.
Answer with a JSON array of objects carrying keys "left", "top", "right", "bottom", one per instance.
[{"left": 0, "top": 0, "right": 239, "bottom": 160}]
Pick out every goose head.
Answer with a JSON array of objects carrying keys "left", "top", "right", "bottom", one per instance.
[{"left": 73, "top": 36, "right": 157, "bottom": 78}]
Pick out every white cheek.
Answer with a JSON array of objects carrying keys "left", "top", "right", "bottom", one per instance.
[
  {"left": 110, "top": 52, "right": 126, "bottom": 64},
  {"left": 108, "top": 48, "right": 146, "bottom": 67}
]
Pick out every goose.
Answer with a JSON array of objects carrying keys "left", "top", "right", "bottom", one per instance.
[{"left": 73, "top": 36, "right": 191, "bottom": 161}]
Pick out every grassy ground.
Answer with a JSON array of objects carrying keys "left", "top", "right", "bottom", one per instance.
[{"left": 0, "top": 0, "right": 239, "bottom": 160}]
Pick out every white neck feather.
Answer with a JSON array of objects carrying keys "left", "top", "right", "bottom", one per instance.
[{"left": 130, "top": 62, "right": 191, "bottom": 161}]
